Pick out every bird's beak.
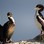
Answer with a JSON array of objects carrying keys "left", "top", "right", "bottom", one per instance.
[{"left": 35, "top": 7, "right": 41, "bottom": 10}]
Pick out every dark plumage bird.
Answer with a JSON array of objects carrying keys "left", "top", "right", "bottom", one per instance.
[
  {"left": 35, "top": 4, "right": 44, "bottom": 35},
  {"left": 0, "top": 25, "right": 3, "bottom": 42},
  {"left": 3, "top": 12, "right": 16, "bottom": 43}
]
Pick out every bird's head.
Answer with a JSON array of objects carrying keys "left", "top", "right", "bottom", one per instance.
[
  {"left": 35, "top": 4, "right": 44, "bottom": 12},
  {"left": 7, "top": 12, "right": 13, "bottom": 17},
  {"left": 7, "top": 12, "right": 15, "bottom": 24}
]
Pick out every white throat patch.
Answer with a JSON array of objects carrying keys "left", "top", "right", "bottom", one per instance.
[{"left": 10, "top": 17, "right": 15, "bottom": 24}]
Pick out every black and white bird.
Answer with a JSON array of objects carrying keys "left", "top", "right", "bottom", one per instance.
[
  {"left": 3, "top": 12, "right": 16, "bottom": 43},
  {"left": 35, "top": 4, "right": 44, "bottom": 35}
]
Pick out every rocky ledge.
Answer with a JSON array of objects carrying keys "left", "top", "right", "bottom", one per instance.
[{"left": 0, "top": 34, "right": 44, "bottom": 44}]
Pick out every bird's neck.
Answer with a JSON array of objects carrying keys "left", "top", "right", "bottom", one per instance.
[
  {"left": 36, "top": 10, "right": 41, "bottom": 15},
  {"left": 8, "top": 16, "right": 15, "bottom": 24},
  {"left": 36, "top": 10, "right": 43, "bottom": 19}
]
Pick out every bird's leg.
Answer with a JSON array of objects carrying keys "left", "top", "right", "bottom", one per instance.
[
  {"left": 6, "top": 39, "right": 13, "bottom": 43},
  {"left": 5, "top": 39, "right": 9, "bottom": 43},
  {"left": 42, "top": 31, "right": 44, "bottom": 35},
  {"left": 40, "top": 31, "right": 44, "bottom": 40},
  {"left": 40, "top": 31, "right": 42, "bottom": 40},
  {"left": 8, "top": 39, "right": 13, "bottom": 43},
  {"left": 40, "top": 31, "right": 42, "bottom": 35},
  {"left": 40, "top": 31, "right": 44, "bottom": 35}
]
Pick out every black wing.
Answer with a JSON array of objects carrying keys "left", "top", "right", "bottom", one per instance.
[
  {"left": 0, "top": 25, "right": 3, "bottom": 31},
  {"left": 0, "top": 25, "right": 3, "bottom": 41},
  {"left": 0, "top": 25, "right": 3, "bottom": 35}
]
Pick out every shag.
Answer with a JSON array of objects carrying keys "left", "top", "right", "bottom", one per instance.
[
  {"left": 35, "top": 4, "right": 44, "bottom": 35},
  {"left": 3, "top": 12, "right": 15, "bottom": 43}
]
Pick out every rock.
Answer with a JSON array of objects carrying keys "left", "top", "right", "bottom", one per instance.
[
  {"left": 33, "top": 34, "right": 44, "bottom": 42},
  {"left": 0, "top": 41, "right": 44, "bottom": 44},
  {"left": 1, "top": 34, "right": 44, "bottom": 44}
]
